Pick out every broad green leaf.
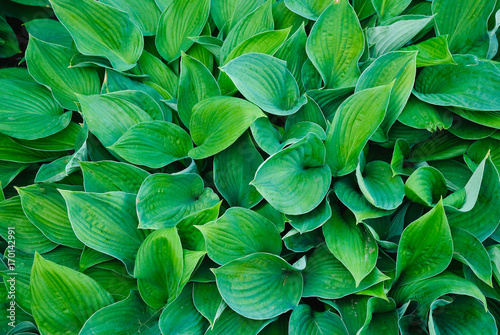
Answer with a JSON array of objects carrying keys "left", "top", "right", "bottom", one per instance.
[
  {"left": 0, "top": 79, "right": 70, "bottom": 140},
  {"left": 429, "top": 159, "right": 472, "bottom": 192},
  {"left": 355, "top": 51, "right": 417, "bottom": 142},
  {"left": 100, "top": 0, "right": 161, "bottom": 36},
  {"left": 286, "top": 96, "right": 327, "bottom": 131},
  {"left": 81, "top": 161, "right": 149, "bottom": 194},
  {"left": 138, "top": 50, "right": 178, "bottom": 98},
  {"left": 301, "top": 58, "right": 323, "bottom": 91},
  {"left": 451, "top": 109, "right": 500, "bottom": 129},
  {"left": 13, "top": 122, "right": 81, "bottom": 152},
  {"left": 372, "top": 0, "right": 411, "bottom": 21},
  {"left": 0, "top": 196, "right": 57, "bottom": 254},
  {"left": 177, "top": 202, "right": 221, "bottom": 252},
  {"left": 323, "top": 203, "right": 378, "bottom": 286},
  {"left": 0, "top": 161, "right": 28, "bottom": 189},
  {"left": 356, "top": 160, "right": 405, "bottom": 210},
  {"left": 252, "top": 133, "right": 331, "bottom": 215},
  {"left": 449, "top": 118, "right": 496, "bottom": 140},
  {"left": 325, "top": 83, "right": 392, "bottom": 177},
  {"left": 401, "top": 35, "right": 456, "bottom": 67},
  {"left": 289, "top": 304, "right": 348, "bottom": 335},
  {"left": 197, "top": 207, "right": 282, "bottom": 265},
  {"left": 30, "top": 253, "right": 113, "bottom": 335},
  {"left": 398, "top": 95, "right": 453, "bottom": 132},
  {"left": 390, "top": 139, "right": 414, "bottom": 177},
  {"left": 395, "top": 200, "right": 453, "bottom": 285},
  {"left": 79, "top": 247, "right": 113, "bottom": 271},
  {"left": 408, "top": 132, "right": 471, "bottom": 162},
  {"left": 222, "top": 53, "right": 306, "bottom": 116},
  {"left": 34, "top": 155, "right": 78, "bottom": 183},
  {"left": 193, "top": 282, "right": 226, "bottom": 328},
  {"left": 432, "top": 0, "right": 496, "bottom": 58},
  {"left": 284, "top": 0, "right": 333, "bottom": 21},
  {"left": 79, "top": 290, "right": 160, "bottom": 335},
  {"left": 178, "top": 53, "right": 220, "bottom": 127},
  {"left": 414, "top": 55, "right": 500, "bottom": 111},
  {"left": 324, "top": 296, "right": 368, "bottom": 335},
  {"left": 0, "top": 134, "right": 65, "bottom": 164},
  {"left": 211, "top": 0, "right": 267, "bottom": 34},
  {"left": 467, "top": 138, "right": 500, "bottom": 172},
  {"left": 253, "top": 201, "right": 287, "bottom": 233},
  {"left": 50, "top": 0, "right": 143, "bottom": 71},
  {"left": 108, "top": 121, "right": 192, "bottom": 168},
  {"left": 83, "top": 265, "right": 137, "bottom": 300},
  {"left": 205, "top": 307, "right": 275, "bottom": 335},
  {"left": 352, "top": 0, "right": 375, "bottom": 20},
  {"left": 287, "top": 195, "right": 331, "bottom": 233},
  {"left": 189, "top": 96, "right": 265, "bottom": 159},
  {"left": 214, "top": 133, "right": 263, "bottom": 208},
  {"left": 179, "top": 249, "right": 206, "bottom": 289},
  {"left": 405, "top": 167, "right": 447, "bottom": 207},
  {"left": 306, "top": 0, "right": 364, "bottom": 89},
  {"left": 283, "top": 228, "right": 324, "bottom": 252},
  {"left": 26, "top": 36, "right": 101, "bottom": 111},
  {"left": 60, "top": 191, "right": 148, "bottom": 274},
  {"left": 357, "top": 298, "right": 399, "bottom": 335},
  {"left": 156, "top": 0, "right": 209, "bottom": 62},
  {"left": 104, "top": 90, "right": 164, "bottom": 122},
  {"left": 134, "top": 228, "right": 183, "bottom": 308},
  {"left": 18, "top": 184, "right": 83, "bottom": 249},
  {"left": 136, "top": 173, "right": 219, "bottom": 229},
  {"left": 302, "top": 244, "right": 389, "bottom": 299},
  {"left": 213, "top": 253, "right": 303, "bottom": 320},
  {"left": 159, "top": 283, "right": 209, "bottom": 335},
  {"left": 306, "top": 86, "right": 355, "bottom": 121}
]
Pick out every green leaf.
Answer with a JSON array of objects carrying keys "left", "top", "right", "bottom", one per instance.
[
  {"left": 156, "top": 0, "right": 209, "bottom": 62},
  {"left": 372, "top": 0, "right": 411, "bottom": 21},
  {"left": 451, "top": 109, "right": 500, "bottom": 129},
  {"left": 193, "top": 282, "right": 226, "bottom": 328},
  {"left": 13, "top": 122, "right": 81, "bottom": 152},
  {"left": 283, "top": 228, "right": 324, "bottom": 252},
  {"left": 104, "top": 89, "right": 164, "bottom": 122},
  {"left": 429, "top": 159, "right": 472, "bottom": 192},
  {"left": 136, "top": 173, "right": 219, "bottom": 229},
  {"left": 204, "top": 307, "right": 276, "bottom": 335},
  {"left": 83, "top": 264, "right": 137, "bottom": 301},
  {"left": 24, "top": 19, "right": 72, "bottom": 47},
  {"left": 323, "top": 203, "right": 378, "bottom": 286},
  {"left": 253, "top": 201, "right": 287, "bottom": 233},
  {"left": 467, "top": 138, "right": 500, "bottom": 172},
  {"left": 50, "top": 0, "right": 143, "bottom": 71},
  {"left": 395, "top": 200, "right": 453, "bottom": 285},
  {"left": 30, "top": 253, "right": 113, "bottom": 335},
  {"left": 302, "top": 244, "right": 389, "bottom": 299},
  {"left": 398, "top": 95, "right": 453, "bottom": 132},
  {"left": 213, "top": 253, "right": 303, "bottom": 320},
  {"left": 405, "top": 167, "right": 447, "bottom": 207},
  {"left": 286, "top": 96, "right": 326, "bottom": 131},
  {"left": 60, "top": 191, "right": 148, "bottom": 274},
  {"left": 214, "top": 132, "right": 263, "bottom": 208},
  {"left": 79, "top": 247, "right": 113, "bottom": 271},
  {"left": 325, "top": 83, "right": 392, "bottom": 177},
  {"left": 222, "top": 53, "right": 306, "bottom": 116},
  {"left": 284, "top": 0, "right": 334, "bottom": 21},
  {"left": 177, "top": 202, "right": 221, "bottom": 252},
  {"left": 252, "top": 133, "right": 331, "bottom": 215},
  {"left": 210, "top": 0, "right": 268, "bottom": 35},
  {"left": 138, "top": 50, "right": 178, "bottom": 99},
  {"left": 306, "top": 0, "right": 364, "bottom": 89},
  {"left": 197, "top": 207, "right": 282, "bottom": 265},
  {"left": 189, "top": 96, "right": 265, "bottom": 159},
  {"left": 355, "top": 51, "right": 417, "bottom": 142},
  {"left": 0, "top": 161, "right": 28, "bottom": 189},
  {"left": 0, "top": 13, "right": 20, "bottom": 58},
  {"left": 289, "top": 304, "right": 348, "bottom": 335},
  {"left": 432, "top": 0, "right": 496, "bottom": 58},
  {"left": 26, "top": 36, "right": 101, "bottom": 111},
  {"left": 108, "top": 121, "right": 193, "bottom": 169},
  {"left": 287, "top": 195, "right": 331, "bottom": 233},
  {"left": 306, "top": 86, "right": 355, "bottom": 121},
  {"left": 100, "top": 0, "right": 161, "bottom": 36},
  {"left": 401, "top": 35, "right": 456, "bottom": 67},
  {"left": 408, "top": 132, "right": 471, "bottom": 162},
  {"left": 80, "top": 290, "right": 159, "bottom": 335},
  {"left": 414, "top": 55, "right": 500, "bottom": 111},
  {"left": 0, "top": 134, "right": 65, "bottom": 164},
  {"left": 449, "top": 118, "right": 496, "bottom": 140},
  {"left": 134, "top": 228, "right": 183, "bottom": 308}
]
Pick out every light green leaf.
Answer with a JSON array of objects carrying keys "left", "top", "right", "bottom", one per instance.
[
  {"left": 205, "top": 307, "right": 275, "bottom": 335},
  {"left": 289, "top": 304, "right": 348, "bottom": 335},
  {"left": 398, "top": 95, "right": 453, "bottom": 132},
  {"left": 286, "top": 96, "right": 326, "bottom": 131},
  {"left": 287, "top": 195, "right": 331, "bottom": 233},
  {"left": 136, "top": 173, "right": 219, "bottom": 229},
  {"left": 138, "top": 50, "right": 178, "bottom": 99},
  {"left": 372, "top": 0, "right": 411, "bottom": 20},
  {"left": 252, "top": 133, "right": 331, "bottom": 215},
  {"left": 401, "top": 35, "right": 456, "bottom": 67},
  {"left": 306, "top": 0, "right": 364, "bottom": 89},
  {"left": 81, "top": 161, "right": 149, "bottom": 194},
  {"left": 50, "top": 0, "right": 143, "bottom": 71},
  {"left": 325, "top": 83, "right": 392, "bottom": 177},
  {"left": 79, "top": 247, "right": 113, "bottom": 271},
  {"left": 284, "top": 0, "right": 333, "bottom": 21},
  {"left": 306, "top": 86, "right": 355, "bottom": 121},
  {"left": 213, "top": 253, "right": 303, "bottom": 320},
  {"left": 211, "top": 0, "right": 267, "bottom": 34},
  {"left": 177, "top": 202, "right": 221, "bottom": 252},
  {"left": 105, "top": 89, "right": 165, "bottom": 122},
  {"left": 197, "top": 207, "right": 282, "bottom": 265},
  {"left": 405, "top": 167, "right": 447, "bottom": 207},
  {"left": 395, "top": 200, "right": 453, "bottom": 285},
  {"left": 100, "top": 0, "right": 161, "bottom": 36},
  {"left": 390, "top": 139, "right": 414, "bottom": 177},
  {"left": 189, "top": 96, "right": 265, "bottom": 159},
  {"left": 353, "top": 0, "right": 375, "bottom": 20},
  {"left": 193, "top": 282, "right": 226, "bottom": 328}
]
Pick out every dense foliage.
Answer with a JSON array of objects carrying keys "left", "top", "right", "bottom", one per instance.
[{"left": 1, "top": 0, "right": 500, "bottom": 334}]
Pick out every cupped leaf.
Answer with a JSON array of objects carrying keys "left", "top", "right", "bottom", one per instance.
[
  {"left": 213, "top": 253, "right": 303, "bottom": 320},
  {"left": 193, "top": 282, "right": 226, "bottom": 328},
  {"left": 325, "top": 83, "right": 392, "bottom": 177},
  {"left": 398, "top": 95, "right": 453, "bottom": 132},
  {"left": 285, "top": 96, "right": 327, "bottom": 131},
  {"left": 283, "top": 228, "right": 324, "bottom": 252},
  {"left": 287, "top": 195, "right": 331, "bottom": 233},
  {"left": 306, "top": 0, "right": 364, "bottom": 89},
  {"left": 177, "top": 202, "right": 221, "bottom": 252},
  {"left": 50, "top": 0, "right": 144, "bottom": 71},
  {"left": 289, "top": 304, "right": 348, "bottom": 335},
  {"left": 197, "top": 207, "right": 282, "bottom": 265},
  {"left": 136, "top": 173, "right": 219, "bottom": 229},
  {"left": 405, "top": 167, "right": 447, "bottom": 207},
  {"left": 401, "top": 35, "right": 456, "bottom": 67},
  {"left": 467, "top": 138, "right": 500, "bottom": 172},
  {"left": 252, "top": 133, "right": 331, "bottom": 215},
  {"left": 189, "top": 96, "right": 265, "bottom": 159},
  {"left": 81, "top": 161, "right": 149, "bottom": 194}
]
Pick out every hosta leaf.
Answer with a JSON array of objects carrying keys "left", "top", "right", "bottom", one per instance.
[
  {"left": 18, "top": 184, "right": 83, "bottom": 249},
  {"left": 323, "top": 203, "right": 378, "bottom": 286},
  {"left": 414, "top": 55, "right": 500, "bottom": 111},
  {"left": 398, "top": 95, "right": 453, "bottom": 132},
  {"left": 0, "top": 161, "right": 28, "bottom": 188},
  {"left": 285, "top": 96, "right": 326, "bottom": 131},
  {"left": 408, "top": 132, "right": 471, "bottom": 162},
  {"left": 107, "top": 121, "right": 192, "bottom": 169},
  {"left": 222, "top": 53, "right": 306, "bottom": 116},
  {"left": 100, "top": 0, "right": 161, "bottom": 36},
  {"left": 138, "top": 50, "right": 178, "bottom": 99},
  {"left": 79, "top": 290, "right": 160, "bottom": 335},
  {"left": 81, "top": 161, "right": 149, "bottom": 194},
  {"left": 429, "top": 159, "right": 472, "bottom": 192},
  {"left": 432, "top": 0, "right": 496, "bottom": 58},
  {"left": 204, "top": 307, "right": 275, "bottom": 335},
  {"left": 449, "top": 118, "right": 496, "bottom": 140},
  {"left": 284, "top": 0, "right": 333, "bottom": 21},
  {"left": 0, "top": 13, "right": 20, "bottom": 58},
  {"left": 134, "top": 228, "right": 183, "bottom": 309},
  {"left": 306, "top": 86, "right": 354, "bottom": 121},
  {"left": 390, "top": 139, "right": 413, "bottom": 177},
  {"left": 136, "top": 173, "right": 219, "bottom": 229},
  {"left": 26, "top": 36, "right": 101, "bottom": 111},
  {"left": 0, "top": 79, "right": 70, "bottom": 140},
  {"left": 283, "top": 228, "right": 324, "bottom": 252},
  {"left": 60, "top": 191, "right": 148, "bottom": 274},
  {"left": 405, "top": 167, "right": 447, "bottom": 207},
  {"left": 189, "top": 96, "right": 265, "bottom": 159},
  {"left": 193, "top": 282, "right": 226, "bottom": 328},
  {"left": 395, "top": 200, "right": 453, "bottom": 285},
  {"left": 253, "top": 201, "right": 287, "bottom": 233},
  {"left": 356, "top": 160, "right": 405, "bottom": 210},
  {"left": 213, "top": 253, "right": 303, "bottom": 320},
  {"left": 306, "top": 0, "right": 364, "bottom": 89},
  {"left": 197, "top": 207, "right": 282, "bottom": 265},
  {"left": 287, "top": 195, "right": 331, "bottom": 233},
  {"left": 467, "top": 138, "right": 500, "bottom": 172},
  {"left": 83, "top": 263, "right": 137, "bottom": 300},
  {"left": 355, "top": 51, "right": 417, "bottom": 142},
  {"left": 451, "top": 109, "right": 500, "bottom": 129},
  {"left": 252, "top": 133, "right": 331, "bottom": 215},
  {"left": 372, "top": 0, "right": 411, "bottom": 21},
  {"left": 12, "top": 122, "right": 81, "bottom": 152},
  {"left": 104, "top": 90, "right": 164, "bottom": 122},
  {"left": 401, "top": 35, "right": 456, "bottom": 67},
  {"left": 79, "top": 247, "right": 113, "bottom": 271},
  {"left": 50, "top": 0, "right": 143, "bottom": 71},
  {"left": 289, "top": 304, "right": 348, "bottom": 335},
  {"left": 214, "top": 132, "right": 263, "bottom": 208},
  {"left": 177, "top": 202, "right": 221, "bottom": 252},
  {"left": 179, "top": 249, "right": 206, "bottom": 289},
  {"left": 325, "top": 296, "right": 368, "bottom": 335},
  {"left": 211, "top": 0, "right": 268, "bottom": 34},
  {"left": 325, "top": 83, "right": 392, "bottom": 177},
  {"left": 30, "top": 254, "right": 113, "bottom": 335}
]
